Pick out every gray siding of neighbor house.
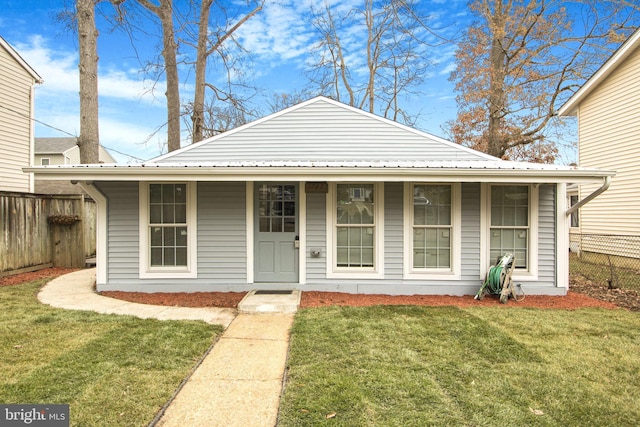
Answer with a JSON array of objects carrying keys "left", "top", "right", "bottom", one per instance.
[{"left": 99, "top": 181, "right": 558, "bottom": 294}]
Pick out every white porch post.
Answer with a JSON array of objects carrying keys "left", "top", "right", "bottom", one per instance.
[{"left": 556, "top": 182, "right": 569, "bottom": 291}]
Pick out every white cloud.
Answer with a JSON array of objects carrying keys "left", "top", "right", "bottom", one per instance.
[{"left": 17, "top": 35, "right": 165, "bottom": 106}]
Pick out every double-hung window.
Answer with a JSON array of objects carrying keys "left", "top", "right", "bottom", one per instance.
[
  {"left": 483, "top": 184, "right": 538, "bottom": 278},
  {"left": 140, "top": 182, "right": 197, "bottom": 278},
  {"left": 328, "top": 183, "right": 383, "bottom": 278},
  {"left": 404, "top": 183, "right": 460, "bottom": 279}
]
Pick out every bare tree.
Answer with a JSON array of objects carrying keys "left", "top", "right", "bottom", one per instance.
[
  {"left": 307, "top": 0, "right": 436, "bottom": 124},
  {"left": 136, "top": 0, "right": 181, "bottom": 152},
  {"left": 190, "top": 0, "right": 263, "bottom": 144},
  {"left": 448, "top": 0, "right": 638, "bottom": 161},
  {"left": 267, "top": 90, "right": 317, "bottom": 113},
  {"left": 77, "top": 0, "right": 100, "bottom": 163}
]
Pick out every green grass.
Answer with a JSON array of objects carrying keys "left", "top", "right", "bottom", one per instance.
[
  {"left": 279, "top": 305, "right": 640, "bottom": 426},
  {"left": 0, "top": 279, "right": 222, "bottom": 426}
]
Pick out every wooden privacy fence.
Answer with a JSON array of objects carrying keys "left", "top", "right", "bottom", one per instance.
[{"left": 0, "top": 191, "right": 96, "bottom": 275}]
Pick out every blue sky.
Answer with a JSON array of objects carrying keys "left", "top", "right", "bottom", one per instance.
[{"left": 1, "top": 0, "right": 579, "bottom": 164}]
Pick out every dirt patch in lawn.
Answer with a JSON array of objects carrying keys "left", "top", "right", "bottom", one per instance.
[{"left": 3, "top": 267, "right": 637, "bottom": 311}]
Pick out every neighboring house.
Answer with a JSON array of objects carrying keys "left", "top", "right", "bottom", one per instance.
[
  {"left": 30, "top": 97, "right": 613, "bottom": 295},
  {"left": 0, "top": 36, "right": 43, "bottom": 193},
  {"left": 559, "top": 28, "right": 640, "bottom": 255},
  {"left": 34, "top": 137, "right": 115, "bottom": 194}
]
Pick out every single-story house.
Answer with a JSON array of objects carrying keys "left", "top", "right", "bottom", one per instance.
[{"left": 27, "top": 97, "right": 614, "bottom": 295}]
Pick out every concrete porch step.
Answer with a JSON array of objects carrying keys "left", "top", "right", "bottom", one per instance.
[{"left": 238, "top": 290, "right": 301, "bottom": 313}]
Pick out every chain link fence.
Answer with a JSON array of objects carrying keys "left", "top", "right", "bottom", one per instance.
[{"left": 569, "top": 233, "right": 640, "bottom": 290}]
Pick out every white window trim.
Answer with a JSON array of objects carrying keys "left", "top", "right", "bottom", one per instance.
[
  {"left": 139, "top": 182, "right": 198, "bottom": 279},
  {"left": 326, "top": 182, "right": 384, "bottom": 279},
  {"left": 41, "top": 158, "right": 50, "bottom": 166},
  {"left": 403, "top": 183, "right": 461, "bottom": 280},
  {"left": 480, "top": 183, "right": 538, "bottom": 281}
]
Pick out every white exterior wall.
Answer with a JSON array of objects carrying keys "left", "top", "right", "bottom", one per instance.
[
  {"left": 0, "top": 43, "right": 36, "bottom": 192},
  {"left": 578, "top": 46, "right": 640, "bottom": 235}
]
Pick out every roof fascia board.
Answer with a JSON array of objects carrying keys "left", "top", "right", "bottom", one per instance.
[
  {"left": 25, "top": 166, "right": 614, "bottom": 184},
  {"left": 0, "top": 36, "right": 43, "bottom": 83},
  {"left": 558, "top": 28, "right": 640, "bottom": 116}
]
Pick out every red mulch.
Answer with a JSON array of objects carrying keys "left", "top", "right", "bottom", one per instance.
[
  {"left": 0, "top": 267, "right": 629, "bottom": 311},
  {"left": 0, "top": 268, "right": 78, "bottom": 287}
]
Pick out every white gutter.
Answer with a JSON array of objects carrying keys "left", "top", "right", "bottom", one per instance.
[{"left": 566, "top": 176, "right": 611, "bottom": 216}]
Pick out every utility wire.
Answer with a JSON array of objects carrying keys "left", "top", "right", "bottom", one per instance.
[{"left": 0, "top": 102, "right": 147, "bottom": 162}]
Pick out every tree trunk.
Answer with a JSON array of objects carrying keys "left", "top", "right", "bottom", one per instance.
[
  {"left": 486, "top": 0, "right": 508, "bottom": 158},
  {"left": 192, "top": 0, "right": 213, "bottom": 144},
  {"left": 159, "top": 0, "right": 181, "bottom": 152},
  {"left": 77, "top": 0, "right": 100, "bottom": 164}
]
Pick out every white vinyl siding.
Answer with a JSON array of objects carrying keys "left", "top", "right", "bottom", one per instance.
[
  {"left": 0, "top": 42, "right": 36, "bottom": 192},
  {"left": 578, "top": 45, "right": 640, "bottom": 235}
]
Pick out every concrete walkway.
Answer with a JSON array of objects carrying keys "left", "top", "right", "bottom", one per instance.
[
  {"left": 156, "top": 313, "right": 294, "bottom": 426},
  {"left": 38, "top": 269, "right": 237, "bottom": 327},
  {"left": 38, "top": 269, "right": 297, "bottom": 426}
]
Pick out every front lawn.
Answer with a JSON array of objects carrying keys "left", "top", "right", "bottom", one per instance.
[
  {"left": 0, "top": 278, "right": 221, "bottom": 426},
  {"left": 279, "top": 305, "right": 640, "bottom": 426}
]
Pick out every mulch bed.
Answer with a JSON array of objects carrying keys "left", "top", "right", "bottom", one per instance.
[{"left": 2, "top": 267, "right": 637, "bottom": 311}]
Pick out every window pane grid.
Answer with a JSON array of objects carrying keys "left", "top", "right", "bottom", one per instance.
[
  {"left": 336, "top": 226, "right": 374, "bottom": 267},
  {"left": 412, "top": 185, "right": 452, "bottom": 269},
  {"left": 490, "top": 185, "right": 529, "bottom": 269},
  {"left": 149, "top": 184, "right": 188, "bottom": 267},
  {"left": 335, "top": 184, "right": 376, "bottom": 269},
  {"left": 259, "top": 184, "right": 296, "bottom": 232}
]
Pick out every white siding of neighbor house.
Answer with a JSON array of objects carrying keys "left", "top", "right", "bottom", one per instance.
[
  {"left": 0, "top": 43, "right": 36, "bottom": 192},
  {"left": 98, "top": 181, "right": 558, "bottom": 294},
  {"left": 577, "top": 45, "right": 640, "bottom": 235},
  {"left": 157, "top": 98, "right": 492, "bottom": 163}
]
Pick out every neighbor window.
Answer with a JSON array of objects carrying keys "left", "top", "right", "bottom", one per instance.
[
  {"left": 328, "top": 183, "right": 383, "bottom": 277},
  {"left": 489, "top": 185, "right": 529, "bottom": 269},
  {"left": 570, "top": 195, "right": 579, "bottom": 228},
  {"left": 41, "top": 158, "right": 50, "bottom": 165},
  {"left": 139, "top": 182, "right": 197, "bottom": 278}
]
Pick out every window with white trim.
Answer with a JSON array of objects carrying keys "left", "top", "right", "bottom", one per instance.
[
  {"left": 405, "top": 183, "right": 460, "bottom": 279},
  {"left": 149, "top": 183, "right": 188, "bottom": 266},
  {"left": 489, "top": 185, "right": 530, "bottom": 269},
  {"left": 412, "top": 184, "right": 452, "bottom": 269},
  {"left": 336, "top": 184, "right": 375, "bottom": 267},
  {"left": 140, "top": 182, "right": 197, "bottom": 278},
  {"left": 328, "top": 183, "right": 383, "bottom": 277}
]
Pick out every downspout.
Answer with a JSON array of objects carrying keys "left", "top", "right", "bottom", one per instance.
[{"left": 566, "top": 176, "right": 611, "bottom": 216}]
